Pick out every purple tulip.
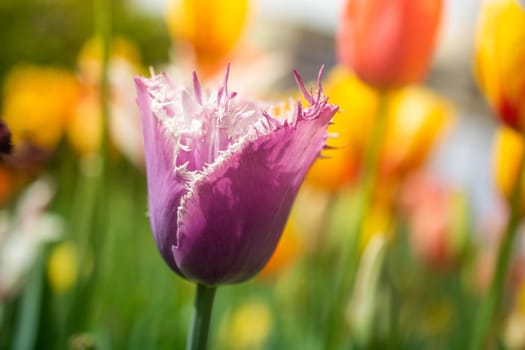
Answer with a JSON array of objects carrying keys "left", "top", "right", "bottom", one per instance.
[{"left": 135, "top": 66, "right": 338, "bottom": 285}]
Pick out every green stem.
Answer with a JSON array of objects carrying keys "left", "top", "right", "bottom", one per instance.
[
  {"left": 95, "top": 0, "right": 111, "bottom": 168},
  {"left": 186, "top": 284, "right": 217, "bottom": 350},
  {"left": 323, "top": 92, "right": 389, "bottom": 348},
  {"left": 470, "top": 139, "right": 525, "bottom": 350}
]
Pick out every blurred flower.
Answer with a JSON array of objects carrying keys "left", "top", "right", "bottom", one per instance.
[
  {"left": 0, "top": 120, "right": 12, "bottom": 155},
  {"left": 2, "top": 65, "right": 81, "bottom": 150},
  {"left": 47, "top": 241, "right": 78, "bottom": 294},
  {"left": 135, "top": 66, "right": 338, "bottom": 285},
  {"left": 166, "top": 0, "right": 249, "bottom": 77},
  {"left": 475, "top": 0, "right": 525, "bottom": 130},
  {"left": 493, "top": 126, "right": 525, "bottom": 208},
  {"left": 67, "top": 37, "right": 145, "bottom": 166},
  {"left": 219, "top": 299, "right": 273, "bottom": 350},
  {"left": 306, "top": 66, "right": 377, "bottom": 192},
  {"left": 399, "top": 173, "right": 469, "bottom": 270},
  {"left": 336, "top": 0, "right": 443, "bottom": 89},
  {"left": 307, "top": 66, "right": 452, "bottom": 192},
  {"left": 259, "top": 220, "right": 302, "bottom": 278},
  {"left": 0, "top": 179, "right": 62, "bottom": 300},
  {"left": 380, "top": 86, "right": 453, "bottom": 179}
]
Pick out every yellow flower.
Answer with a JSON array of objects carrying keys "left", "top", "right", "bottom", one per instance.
[
  {"left": 306, "top": 66, "right": 378, "bottom": 191},
  {"left": 493, "top": 126, "right": 525, "bottom": 206},
  {"left": 166, "top": 0, "right": 249, "bottom": 76},
  {"left": 381, "top": 86, "right": 453, "bottom": 178},
  {"left": 306, "top": 66, "right": 452, "bottom": 192},
  {"left": 68, "top": 87, "right": 102, "bottom": 156},
  {"left": 475, "top": 0, "right": 525, "bottom": 130},
  {"left": 77, "top": 36, "right": 142, "bottom": 85},
  {"left": 47, "top": 241, "right": 78, "bottom": 294},
  {"left": 67, "top": 37, "right": 144, "bottom": 161},
  {"left": 2, "top": 65, "right": 81, "bottom": 150},
  {"left": 219, "top": 300, "right": 273, "bottom": 350}
]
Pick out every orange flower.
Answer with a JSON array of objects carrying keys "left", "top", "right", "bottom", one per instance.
[
  {"left": 336, "top": 0, "right": 443, "bottom": 89},
  {"left": 475, "top": 0, "right": 525, "bottom": 131}
]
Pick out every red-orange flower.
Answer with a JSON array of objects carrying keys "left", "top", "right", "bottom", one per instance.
[{"left": 336, "top": 0, "right": 443, "bottom": 89}]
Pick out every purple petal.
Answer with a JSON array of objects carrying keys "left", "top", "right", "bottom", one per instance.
[
  {"left": 135, "top": 77, "right": 185, "bottom": 275},
  {"left": 173, "top": 101, "right": 338, "bottom": 285}
]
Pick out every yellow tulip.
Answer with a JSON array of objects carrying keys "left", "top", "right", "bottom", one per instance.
[
  {"left": 67, "top": 37, "right": 144, "bottom": 158},
  {"left": 166, "top": 0, "right": 249, "bottom": 76},
  {"left": 492, "top": 126, "right": 525, "bottom": 206},
  {"left": 2, "top": 65, "right": 80, "bottom": 150},
  {"left": 306, "top": 66, "right": 452, "bottom": 192},
  {"left": 67, "top": 88, "right": 103, "bottom": 156},
  {"left": 381, "top": 86, "right": 453, "bottom": 178},
  {"left": 306, "top": 66, "right": 379, "bottom": 192},
  {"left": 475, "top": 0, "right": 525, "bottom": 130}
]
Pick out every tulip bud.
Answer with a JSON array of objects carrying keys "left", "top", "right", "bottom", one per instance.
[
  {"left": 475, "top": 0, "right": 525, "bottom": 131},
  {"left": 336, "top": 0, "right": 443, "bottom": 89}
]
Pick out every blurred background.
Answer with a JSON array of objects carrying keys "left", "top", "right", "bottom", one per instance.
[{"left": 1, "top": 0, "right": 524, "bottom": 349}]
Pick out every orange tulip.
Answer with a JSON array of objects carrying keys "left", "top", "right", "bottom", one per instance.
[
  {"left": 336, "top": 0, "right": 443, "bottom": 89},
  {"left": 475, "top": 0, "right": 525, "bottom": 131}
]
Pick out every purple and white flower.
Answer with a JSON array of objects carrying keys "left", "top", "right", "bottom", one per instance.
[{"left": 135, "top": 66, "right": 338, "bottom": 285}]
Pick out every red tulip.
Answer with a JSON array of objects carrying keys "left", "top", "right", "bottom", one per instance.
[{"left": 337, "top": 0, "right": 443, "bottom": 89}]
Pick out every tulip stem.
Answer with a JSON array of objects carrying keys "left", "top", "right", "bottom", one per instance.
[
  {"left": 186, "top": 284, "right": 217, "bottom": 350},
  {"left": 323, "top": 92, "right": 389, "bottom": 348},
  {"left": 470, "top": 138, "right": 525, "bottom": 350}
]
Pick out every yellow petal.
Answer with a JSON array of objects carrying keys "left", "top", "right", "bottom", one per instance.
[
  {"left": 492, "top": 126, "right": 525, "bottom": 206},
  {"left": 382, "top": 86, "right": 453, "bottom": 176},
  {"left": 475, "top": 0, "right": 525, "bottom": 128},
  {"left": 167, "top": 0, "right": 249, "bottom": 75}
]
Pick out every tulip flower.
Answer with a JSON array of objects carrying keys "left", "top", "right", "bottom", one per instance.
[
  {"left": 135, "top": 66, "right": 338, "bottom": 286},
  {"left": 166, "top": 0, "right": 249, "bottom": 76},
  {"left": 475, "top": 0, "right": 525, "bottom": 131},
  {"left": 493, "top": 126, "right": 525, "bottom": 208},
  {"left": 336, "top": 0, "right": 443, "bottom": 89},
  {"left": 2, "top": 65, "right": 81, "bottom": 150},
  {"left": 307, "top": 66, "right": 452, "bottom": 192}
]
